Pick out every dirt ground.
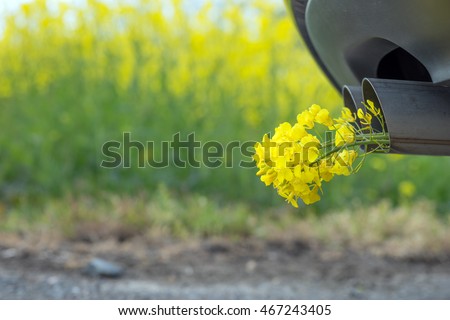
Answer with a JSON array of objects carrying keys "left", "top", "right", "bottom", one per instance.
[{"left": 0, "top": 236, "right": 449, "bottom": 299}]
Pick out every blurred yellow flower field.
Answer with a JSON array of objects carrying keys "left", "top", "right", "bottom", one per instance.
[{"left": 0, "top": 0, "right": 449, "bottom": 215}]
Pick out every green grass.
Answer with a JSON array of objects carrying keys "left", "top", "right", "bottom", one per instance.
[{"left": 1, "top": 189, "right": 449, "bottom": 259}]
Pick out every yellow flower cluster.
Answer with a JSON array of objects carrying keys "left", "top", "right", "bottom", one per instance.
[{"left": 253, "top": 103, "right": 389, "bottom": 207}]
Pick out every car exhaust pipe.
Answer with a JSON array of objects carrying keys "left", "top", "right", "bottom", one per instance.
[
  {"left": 342, "top": 85, "right": 363, "bottom": 117},
  {"left": 342, "top": 85, "right": 384, "bottom": 151},
  {"left": 286, "top": 0, "right": 450, "bottom": 156},
  {"left": 360, "top": 78, "right": 450, "bottom": 155}
]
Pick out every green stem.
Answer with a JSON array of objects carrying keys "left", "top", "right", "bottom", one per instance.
[
  {"left": 319, "top": 132, "right": 390, "bottom": 149},
  {"left": 312, "top": 133, "right": 390, "bottom": 165}
]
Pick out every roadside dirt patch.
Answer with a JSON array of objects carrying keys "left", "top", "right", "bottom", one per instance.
[{"left": 0, "top": 236, "right": 449, "bottom": 299}]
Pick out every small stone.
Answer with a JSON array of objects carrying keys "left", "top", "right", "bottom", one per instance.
[
  {"left": 83, "top": 258, "right": 124, "bottom": 278},
  {"left": 1, "top": 248, "right": 19, "bottom": 259},
  {"left": 245, "top": 260, "right": 257, "bottom": 273}
]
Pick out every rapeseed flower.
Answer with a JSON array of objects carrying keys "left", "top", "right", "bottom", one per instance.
[{"left": 254, "top": 101, "right": 390, "bottom": 207}]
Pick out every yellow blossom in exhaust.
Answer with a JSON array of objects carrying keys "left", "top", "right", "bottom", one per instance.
[
  {"left": 315, "top": 108, "right": 334, "bottom": 127},
  {"left": 357, "top": 108, "right": 373, "bottom": 126},
  {"left": 297, "top": 110, "right": 315, "bottom": 129},
  {"left": 253, "top": 102, "right": 390, "bottom": 207},
  {"left": 335, "top": 124, "right": 355, "bottom": 146},
  {"left": 366, "top": 100, "right": 381, "bottom": 116}
]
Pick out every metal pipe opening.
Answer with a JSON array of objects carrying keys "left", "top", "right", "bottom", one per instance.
[
  {"left": 342, "top": 85, "right": 363, "bottom": 115},
  {"left": 343, "top": 85, "right": 382, "bottom": 151},
  {"left": 362, "top": 78, "right": 450, "bottom": 155}
]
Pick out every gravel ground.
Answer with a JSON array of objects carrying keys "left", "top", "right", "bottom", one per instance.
[{"left": 1, "top": 238, "right": 449, "bottom": 299}]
